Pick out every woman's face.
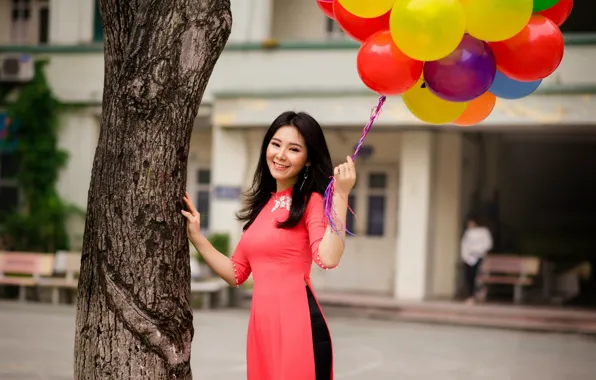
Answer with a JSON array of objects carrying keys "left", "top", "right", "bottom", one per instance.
[{"left": 266, "top": 126, "right": 309, "bottom": 189}]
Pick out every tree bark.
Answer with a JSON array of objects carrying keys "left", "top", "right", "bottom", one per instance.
[{"left": 74, "top": 1, "right": 231, "bottom": 379}]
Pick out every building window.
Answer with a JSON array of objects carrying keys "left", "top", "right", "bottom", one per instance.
[
  {"left": 196, "top": 168, "right": 211, "bottom": 231},
  {"left": 366, "top": 172, "right": 387, "bottom": 236},
  {"left": 11, "top": 0, "right": 31, "bottom": 44},
  {"left": 345, "top": 193, "right": 356, "bottom": 234},
  {"left": 561, "top": 0, "right": 596, "bottom": 33},
  {"left": 93, "top": 0, "right": 103, "bottom": 42},
  {"left": 10, "top": 0, "right": 49, "bottom": 45},
  {"left": 335, "top": 165, "right": 392, "bottom": 238},
  {"left": 38, "top": 3, "right": 49, "bottom": 44},
  {"left": 325, "top": 18, "right": 346, "bottom": 40}
]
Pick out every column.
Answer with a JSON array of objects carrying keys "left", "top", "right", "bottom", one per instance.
[
  {"left": 78, "top": 0, "right": 94, "bottom": 43},
  {"left": 394, "top": 131, "right": 434, "bottom": 301},
  {"left": 210, "top": 124, "right": 249, "bottom": 248},
  {"left": 49, "top": 0, "right": 92, "bottom": 44},
  {"left": 229, "top": 0, "right": 273, "bottom": 43},
  {"left": 429, "top": 132, "right": 463, "bottom": 299}
]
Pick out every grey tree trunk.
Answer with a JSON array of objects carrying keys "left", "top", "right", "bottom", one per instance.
[{"left": 74, "top": 1, "right": 231, "bottom": 379}]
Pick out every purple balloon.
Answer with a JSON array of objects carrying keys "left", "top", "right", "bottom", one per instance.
[{"left": 424, "top": 35, "right": 497, "bottom": 102}]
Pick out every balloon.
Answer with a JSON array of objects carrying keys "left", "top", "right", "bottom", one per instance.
[
  {"left": 316, "top": 0, "right": 334, "bottom": 19},
  {"left": 489, "top": 70, "right": 542, "bottom": 99},
  {"left": 403, "top": 78, "right": 468, "bottom": 124},
  {"left": 424, "top": 34, "right": 496, "bottom": 102},
  {"left": 534, "top": 0, "right": 560, "bottom": 12},
  {"left": 338, "top": 0, "right": 395, "bottom": 18},
  {"left": 459, "top": 0, "right": 532, "bottom": 42},
  {"left": 489, "top": 15, "right": 564, "bottom": 82},
  {"left": 357, "top": 31, "right": 423, "bottom": 95},
  {"left": 453, "top": 92, "right": 496, "bottom": 126},
  {"left": 390, "top": 0, "right": 466, "bottom": 62},
  {"left": 334, "top": 0, "right": 390, "bottom": 43},
  {"left": 538, "top": 0, "right": 573, "bottom": 26}
]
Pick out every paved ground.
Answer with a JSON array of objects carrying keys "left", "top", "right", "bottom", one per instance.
[{"left": 1, "top": 302, "right": 596, "bottom": 380}]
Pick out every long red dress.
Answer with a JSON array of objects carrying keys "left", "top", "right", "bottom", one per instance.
[{"left": 230, "top": 187, "right": 337, "bottom": 380}]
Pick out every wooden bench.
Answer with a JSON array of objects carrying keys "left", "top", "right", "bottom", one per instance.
[
  {"left": 0, "top": 251, "right": 54, "bottom": 301},
  {"left": 190, "top": 277, "right": 229, "bottom": 310},
  {"left": 477, "top": 254, "right": 541, "bottom": 304},
  {"left": 38, "top": 250, "right": 81, "bottom": 304}
]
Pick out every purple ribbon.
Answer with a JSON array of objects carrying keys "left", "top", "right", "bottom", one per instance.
[{"left": 323, "top": 95, "right": 387, "bottom": 237}]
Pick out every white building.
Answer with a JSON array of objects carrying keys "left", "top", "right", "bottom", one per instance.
[{"left": 1, "top": 0, "right": 595, "bottom": 302}]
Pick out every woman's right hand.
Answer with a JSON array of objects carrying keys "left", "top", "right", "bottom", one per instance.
[{"left": 181, "top": 191, "right": 202, "bottom": 242}]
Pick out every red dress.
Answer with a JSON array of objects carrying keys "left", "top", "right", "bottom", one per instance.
[{"left": 231, "top": 188, "right": 337, "bottom": 380}]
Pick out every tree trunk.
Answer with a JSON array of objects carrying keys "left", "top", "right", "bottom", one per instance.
[{"left": 74, "top": 1, "right": 231, "bottom": 379}]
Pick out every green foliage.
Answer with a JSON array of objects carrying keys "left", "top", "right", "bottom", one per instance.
[
  {"left": 0, "top": 59, "right": 82, "bottom": 252},
  {"left": 194, "top": 232, "right": 231, "bottom": 264},
  {"left": 208, "top": 233, "right": 230, "bottom": 256}
]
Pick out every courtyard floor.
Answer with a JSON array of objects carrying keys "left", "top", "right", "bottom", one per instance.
[{"left": 1, "top": 301, "right": 595, "bottom": 379}]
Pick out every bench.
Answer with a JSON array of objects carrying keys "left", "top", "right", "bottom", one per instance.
[
  {"left": 190, "top": 277, "right": 229, "bottom": 310},
  {"left": 1, "top": 251, "right": 228, "bottom": 308},
  {"left": 477, "top": 254, "right": 541, "bottom": 304},
  {"left": 0, "top": 251, "right": 54, "bottom": 301},
  {"left": 38, "top": 250, "right": 81, "bottom": 304}
]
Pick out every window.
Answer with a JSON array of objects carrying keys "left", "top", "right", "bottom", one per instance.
[
  {"left": 196, "top": 169, "right": 211, "bottom": 231},
  {"left": 336, "top": 166, "right": 394, "bottom": 238},
  {"left": 366, "top": 173, "right": 387, "bottom": 236},
  {"left": 38, "top": 3, "right": 49, "bottom": 44},
  {"left": 11, "top": 0, "right": 31, "bottom": 44},
  {"left": 561, "top": 0, "right": 596, "bottom": 33},
  {"left": 325, "top": 18, "right": 346, "bottom": 40},
  {"left": 93, "top": 0, "right": 103, "bottom": 42},
  {"left": 9, "top": 0, "right": 49, "bottom": 45},
  {"left": 345, "top": 193, "right": 356, "bottom": 234}
]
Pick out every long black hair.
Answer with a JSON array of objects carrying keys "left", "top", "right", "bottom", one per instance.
[{"left": 236, "top": 111, "right": 333, "bottom": 231}]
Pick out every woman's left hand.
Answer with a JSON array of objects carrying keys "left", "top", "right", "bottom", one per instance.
[{"left": 333, "top": 156, "right": 357, "bottom": 196}]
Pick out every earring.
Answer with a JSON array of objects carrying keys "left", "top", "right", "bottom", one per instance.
[{"left": 300, "top": 165, "right": 310, "bottom": 191}]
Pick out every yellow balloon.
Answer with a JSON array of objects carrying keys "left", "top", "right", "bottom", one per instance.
[
  {"left": 460, "top": 0, "right": 533, "bottom": 42},
  {"left": 338, "top": 0, "right": 396, "bottom": 18},
  {"left": 403, "top": 79, "right": 468, "bottom": 124},
  {"left": 390, "top": 0, "right": 466, "bottom": 62}
]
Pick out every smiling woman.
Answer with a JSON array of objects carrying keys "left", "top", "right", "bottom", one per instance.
[
  {"left": 267, "top": 126, "right": 309, "bottom": 192},
  {"left": 182, "top": 111, "right": 357, "bottom": 380}
]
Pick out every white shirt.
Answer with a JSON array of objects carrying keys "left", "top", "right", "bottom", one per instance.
[{"left": 461, "top": 226, "right": 493, "bottom": 266}]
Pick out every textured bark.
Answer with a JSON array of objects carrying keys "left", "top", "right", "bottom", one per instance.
[{"left": 74, "top": 1, "right": 231, "bottom": 379}]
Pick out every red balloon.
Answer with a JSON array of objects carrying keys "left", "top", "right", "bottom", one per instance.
[
  {"left": 333, "top": 0, "right": 390, "bottom": 43},
  {"left": 537, "top": 0, "right": 573, "bottom": 26},
  {"left": 489, "top": 15, "right": 564, "bottom": 82},
  {"left": 316, "top": 0, "right": 335, "bottom": 19},
  {"left": 357, "top": 31, "right": 423, "bottom": 95}
]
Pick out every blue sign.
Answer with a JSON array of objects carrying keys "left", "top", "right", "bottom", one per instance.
[{"left": 214, "top": 186, "right": 241, "bottom": 200}]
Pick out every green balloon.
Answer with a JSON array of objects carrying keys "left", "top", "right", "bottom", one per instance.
[{"left": 533, "top": 0, "right": 560, "bottom": 12}]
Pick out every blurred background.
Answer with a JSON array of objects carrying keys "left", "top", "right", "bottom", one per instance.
[{"left": 0, "top": 0, "right": 595, "bottom": 379}]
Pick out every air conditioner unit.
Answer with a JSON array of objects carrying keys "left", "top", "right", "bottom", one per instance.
[{"left": 0, "top": 53, "right": 34, "bottom": 83}]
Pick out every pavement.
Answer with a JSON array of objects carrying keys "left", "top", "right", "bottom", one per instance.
[{"left": 1, "top": 301, "right": 596, "bottom": 380}]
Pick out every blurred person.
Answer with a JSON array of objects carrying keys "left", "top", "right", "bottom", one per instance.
[
  {"left": 181, "top": 111, "right": 356, "bottom": 380},
  {"left": 461, "top": 215, "right": 493, "bottom": 305}
]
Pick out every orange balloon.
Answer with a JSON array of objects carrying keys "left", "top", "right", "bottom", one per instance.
[{"left": 453, "top": 92, "right": 496, "bottom": 126}]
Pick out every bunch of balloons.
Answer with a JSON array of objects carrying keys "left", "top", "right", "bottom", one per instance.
[{"left": 316, "top": 0, "right": 573, "bottom": 125}]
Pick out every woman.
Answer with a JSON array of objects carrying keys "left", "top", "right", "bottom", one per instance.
[
  {"left": 460, "top": 215, "right": 493, "bottom": 304},
  {"left": 181, "top": 111, "right": 356, "bottom": 380}
]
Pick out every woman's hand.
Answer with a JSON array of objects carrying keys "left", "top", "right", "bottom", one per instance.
[
  {"left": 181, "top": 191, "right": 202, "bottom": 242},
  {"left": 333, "top": 155, "right": 357, "bottom": 196}
]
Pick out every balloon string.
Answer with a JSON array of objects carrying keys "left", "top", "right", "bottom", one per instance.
[{"left": 323, "top": 95, "right": 387, "bottom": 237}]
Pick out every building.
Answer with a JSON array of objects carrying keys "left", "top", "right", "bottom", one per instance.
[{"left": 1, "top": 0, "right": 595, "bottom": 302}]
